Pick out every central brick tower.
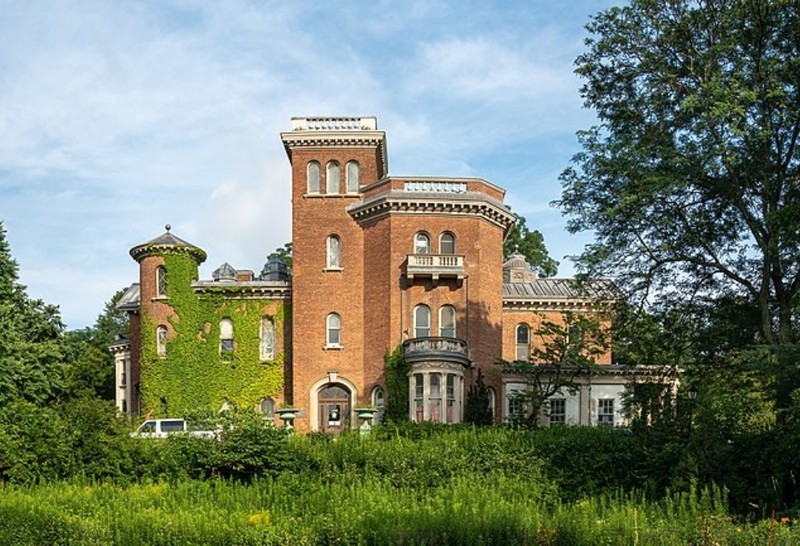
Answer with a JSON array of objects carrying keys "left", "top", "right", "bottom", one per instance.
[{"left": 281, "top": 117, "right": 387, "bottom": 432}]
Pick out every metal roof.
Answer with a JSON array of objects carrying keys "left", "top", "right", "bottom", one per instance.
[
  {"left": 115, "top": 283, "right": 140, "bottom": 311},
  {"left": 503, "top": 278, "right": 617, "bottom": 301}
]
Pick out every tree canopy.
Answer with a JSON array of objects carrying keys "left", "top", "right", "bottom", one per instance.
[
  {"left": 558, "top": 0, "right": 800, "bottom": 345},
  {"left": 504, "top": 213, "right": 559, "bottom": 277}
]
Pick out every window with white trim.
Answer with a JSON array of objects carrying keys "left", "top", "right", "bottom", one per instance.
[
  {"left": 326, "top": 161, "right": 340, "bottom": 194},
  {"left": 327, "top": 235, "right": 341, "bottom": 268},
  {"left": 414, "top": 232, "right": 431, "bottom": 254},
  {"left": 307, "top": 161, "right": 321, "bottom": 194},
  {"left": 260, "top": 398, "right": 275, "bottom": 419},
  {"left": 414, "top": 305, "right": 431, "bottom": 338},
  {"left": 446, "top": 374, "right": 456, "bottom": 423},
  {"left": 549, "top": 398, "right": 566, "bottom": 426},
  {"left": 439, "top": 232, "right": 456, "bottom": 254},
  {"left": 156, "top": 325, "right": 168, "bottom": 356},
  {"left": 156, "top": 266, "right": 168, "bottom": 297},
  {"left": 346, "top": 161, "right": 360, "bottom": 193},
  {"left": 220, "top": 318, "right": 234, "bottom": 354},
  {"left": 372, "top": 386, "right": 385, "bottom": 424},
  {"left": 326, "top": 313, "right": 341, "bottom": 347},
  {"left": 439, "top": 305, "right": 456, "bottom": 338},
  {"left": 260, "top": 317, "right": 275, "bottom": 360},
  {"left": 414, "top": 375, "right": 424, "bottom": 422},
  {"left": 598, "top": 398, "right": 614, "bottom": 426},
  {"left": 516, "top": 323, "right": 530, "bottom": 361},
  {"left": 429, "top": 373, "right": 441, "bottom": 422}
]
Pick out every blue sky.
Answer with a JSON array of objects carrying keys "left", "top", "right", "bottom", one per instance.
[{"left": 0, "top": 0, "right": 619, "bottom": 329}]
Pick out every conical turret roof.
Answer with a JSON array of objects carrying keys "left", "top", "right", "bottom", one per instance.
[{"left": 129, "top": 225, "right": 207, "bottom": 264}]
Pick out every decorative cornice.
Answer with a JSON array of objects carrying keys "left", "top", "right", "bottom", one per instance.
[
  {"left": 280, "top": 129, "right": 388, "bottom": 177},
  {"left": 130, "top": 244, "right": 207, "bottom": 264},
  {"left": 192, "top": 281, "right": 292, "bottom": 300},
  {"left": 347, "top": 192, "right": 516, "bottom": 231},
  {"left": 502, "top": 298, "right": 606, "bottom": 312}
]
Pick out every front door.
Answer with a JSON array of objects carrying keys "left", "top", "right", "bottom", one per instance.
[{"left": 318, "top": 384, "right": 351, "bottom": 433}]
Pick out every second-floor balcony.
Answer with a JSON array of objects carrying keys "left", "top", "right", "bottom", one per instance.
[
  {"left": 406, "top": 254, "right": 465, "bottom": 281},
  {"left": 403, "top": 337, "right": 470, "bottom": 366}
]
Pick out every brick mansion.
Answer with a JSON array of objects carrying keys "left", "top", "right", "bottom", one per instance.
[{"left": 111, "top": 116, "right": 662, "bottom": 433}]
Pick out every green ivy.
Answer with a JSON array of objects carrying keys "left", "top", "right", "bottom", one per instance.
[
  {"left": 140, "top": 253, "right": 286, "bottom": 417},
  {"left": 384, "top": 345, "right": 410, "bottom": 422}
]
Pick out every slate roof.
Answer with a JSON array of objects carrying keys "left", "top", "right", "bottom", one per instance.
[
  {"left": 129, "top": 225, "right": 207, "bottom": 263},
  {"left": 503, "top": 278, "right": 618, "bottom": 301},
  {"left": 115, "top": 283, "right": 140, "bottom": 311}
]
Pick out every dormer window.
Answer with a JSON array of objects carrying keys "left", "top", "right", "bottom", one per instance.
[
  {"left": 326, "top": 161, "right": 340, "bottom": 194},
  {"left": 346, "top": 161, "right": 360, "bottom": 193},
  {"left": 156, "top": 266, "right": 168, "bottom": 297}
]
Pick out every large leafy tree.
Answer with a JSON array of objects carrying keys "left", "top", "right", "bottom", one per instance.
[
  {"left": 0, "top": 222, "right": 66, "bottom": 408},
  {"left": 558, "top": 0, "right": 800, "bottom": 346}
]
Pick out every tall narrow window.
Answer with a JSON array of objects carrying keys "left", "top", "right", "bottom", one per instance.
[
  {"left": 372, "top": 387, "right": 385, "bottom": 424},
  {"left": 414, "top": 374, "right": 424, "bottom": 422},
  {"left": 429, "top": 373, "right": 441, "bottom": 422},
  {"left": 156, "top": 325, "right": 168, "bottom": 356},
  {"left": 346, "top": 161, "right": 360, "bottom": 193},
  {"left": 156, "top": 266, "right": 168, "bottom": 297},
  {"left": 260, "top": 317, "right": 275, "bottom": 360},
  {"left": 327, "top": 235, "right": 341, "bottom": 268},
  {"left": 439, "top": 305, "right": 456, "bottom": 338},
  {"left": 220, "top": 318, "right": 234, "bottom": 354},
  {"left": 439, "top": 232, "right": 456, "bottom": 254},
  {"left": 550, "top": 398, "right": 566, "bottom": 426},
  {"left": 326, "top": 161, "right": 340, "bottom": 194},
  {"left": 307, "top": 161, "right": 321, "bottom": 194},
  {"left": 326, "top": 313, "right": 341, "bottom": 347},
  {"left": 414, "top": 232, "right": 431, "bottom": 254},
  {"left": 260, "top": 398, "right": 275, "bottom": 419},
  {"left": 414, "top": 305, "right": 431, "bottom": 338},
  {"left": 516, "top": 324, "right": 530, "bottom": 361},
  {"left": 446, "top": 374, "right": 456, "bottom": 423}
]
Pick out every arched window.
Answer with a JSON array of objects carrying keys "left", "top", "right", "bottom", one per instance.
[
  {"left": 414, "top": 305, "right": 431, "bottom": 338},
  {"left": 439, "top": 232, "right": 456, "bottom": 255},
  {"left": 307, "top": 161, "right": 321, "bottom": 194},
  {"left": 220, "top": 318, "right": 234, "bottom": 354},
  {"left": 439, "top": 305, "right": 456, "bottom": 338},
  {"left": 327, "top": 235, "right": 341, "bottom": 268},
  {"left": 488, "top": 387, "right": 497, "bottom": 421},
  {"left": 156, "top": 266, "right": 168, "bottom": 297},
  {"left": 260, "top": 317, "right": 275, "bottom": 360},
  {"left": 414, "top": 232, "right": 431, "bottom": 254},
  {"left": 346, "top": 161, "right": 360, "bottom": 193},
  {"left": 372, "top": 386, "right": 385, "bottom": 424},
  {"left": 326, "top": 313, "right": 341, "bottom": 347},
  {"left": 326, "top": 161, "right": 340, "bottom": 194},
  {"left": 516, "top": 323, "right": 530, "bottom": 361},
  {"left": 260, "top": 398, "right": 275, "bottom": 419},
  {"left": 156, "top": 325, "right": 168, "bottom": 356}
]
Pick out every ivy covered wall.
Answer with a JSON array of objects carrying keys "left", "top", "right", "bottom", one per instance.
[{"left": 140, "top": 253, "right": 288, "bottom": 417}]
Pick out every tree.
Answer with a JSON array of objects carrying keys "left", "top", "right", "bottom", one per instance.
[
  {"left": 557, "top": 0, "right": 800, "bottom": 409},
  {"left": 464, "top": 369, "right": 493, "bottom": 426},
  {"left": 500, "top": 312, "right": 609, "bottom": 427},
  {"left": 0, "top": 222, "right": 66, "bottom": 408},
  {"left": 62, "top": 288, "right": 129, "bottom": 400},
  {"left": 267, "top": 242, "right": 292, "bottom": 271},
  {"left": 558, "top": 0, "right": 800, "bottom": 348},
  {"left": 504, "top": 213, "right": 558, "bottom": 277}
]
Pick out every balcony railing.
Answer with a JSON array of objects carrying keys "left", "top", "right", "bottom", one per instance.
[
  {"left": 403, "top": 337, "right": 469, "bottom": 365},
  {"left": 406, "top": 254, "right": 465, "bottom": 280}
]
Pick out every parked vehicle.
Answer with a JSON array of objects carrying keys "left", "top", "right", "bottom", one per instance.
[{"left": 132, "top": 418, "right": 218, "bottom": 439}]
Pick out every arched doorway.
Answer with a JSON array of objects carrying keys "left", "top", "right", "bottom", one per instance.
[{"left": 318, "top": 384, "right": 351, "bottom": 433}]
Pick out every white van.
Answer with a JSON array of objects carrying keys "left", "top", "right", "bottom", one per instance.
[{"left": 132, "top": 419, "right": 217, "bottom": 439}]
